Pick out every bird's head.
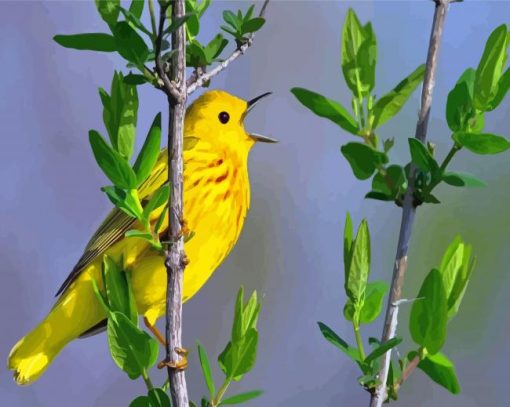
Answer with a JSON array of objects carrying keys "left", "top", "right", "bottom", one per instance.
[{"left": 184, "top": 90, "right": 276, "bottom": 155}]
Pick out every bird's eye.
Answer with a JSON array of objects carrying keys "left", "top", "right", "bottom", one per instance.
[{"left": 218, "top": 111, "right": 230, "bottom": 124}]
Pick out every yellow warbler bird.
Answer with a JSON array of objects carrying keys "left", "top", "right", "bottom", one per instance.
[{"left": 8, "top": 90, "right": 275, "bottom": 385}]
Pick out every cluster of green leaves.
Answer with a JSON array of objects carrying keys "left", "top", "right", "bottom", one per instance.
[
  {"left": 292, "top": 10, "right": 510, "bottom": 207},
  {"left": 91, "top": 71, "right": 168, "bottom": 250},
  {"left": 318, "top": 217, "right": 475, "bottom": 400},
  {"left": 403, "top": 236, "right": 475, "bottom": 397},
  {"left": 192, "top": 287, "right": 263, "bottom": 407},
  {"left": 318, "top": 215, "right": 401, "bottom": 393},
  {"left": 185, "top": 1, "right": 265, "bottom": 70},
  {"left": 92, "top": 256, "right": 170, "bottom": 407}
]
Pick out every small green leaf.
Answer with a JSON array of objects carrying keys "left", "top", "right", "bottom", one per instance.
[
  {"left": 124, "top": 73, "right": 148, "bottom": 85},
  {"left": 218, "top": 329, "right": 258, "bottom": 381},
  {"left": 487, "top": 68, "right": 510, "bottom": 111},
  {"left": 317, "top": 322, "right": 360, "bottom": 362},
  {"left": 453, "top": 131, "right": 510, "bottom": 154},
  {"left": 113, "top": 21, "right": 149, "bottom": 67},
  {"left": 442, "top": 172, "right": 486, "bottom": 187},
  {"left": 409, "top": 269, "right": 448, "bottom": 354},
  {"left": 408, "top": 138, "right": 438, "bottom": 173},
  {"left": 341, "top": 8, "right": 366, "bottom": 95},
  {"left": 371, "top": 165, "right": 406, "bottom": 197},
  {"left": 53, "top": 33, "right": 117, "bottom": 52},
  {"left": 474, "top": 24, "right": 508, "bottom": 110},
  {"left": 117, "top": 81, "right": 138, "bottom": 160},
  {"left": 223, "top": 10, "right": 240, "bottom": 31},
  {"left": 341, "top": 142, "right": 388, "bottom": 180},
  {"left": 242, "top": 17, "right": 265, "bottom": 34},
  {"left": 148, "top": 388, "right": 171, "bottom": 407},
  {"left": 164, "top": 13, "right": 194, "bottom": 36},
  {"left": 346, "top": 219, "right": 370, "bottom": 307},
  {"left": 142, "top": 184, "right": 170, "bottom": 225},
  {"left": 107, "top": 311, "right": 159, "bottom": 379},
  {"left": 372, "top": 64, "right": 426, "bottom": 128},
  {"left": 220, "top": 390, "right": 263, "bottom": 405},
  {"left": 186, "top": 41, "right": 208, "bottom": 68},
  {"left": 125, "top": 230, "right": 153, "bottom": 241},
  {"left": 446, "top": 68, "right": 476, "bottom": 132},
  {"left": 197, "top": 342, "right": 215, "bottom": 399},
  {"left": 204, "top": 34, "right": 228, "bottom": 63},
  {"left": 89, "top": 130, "right": 138, "bottom": 189},
  {"left": 101, "top": 186, "right": 142, "bottom": 219},
  {"left": 356, "top": 22, "right": 377, "bottom": 96},
  {"left": 95, "top": 0, "right": 120, "bottom": 27},
  {"left": 364, "top": 337, "right": 402, "bottom": 365},
  {"left": 359, "top": 281, "right": 388, "bottom": 324},
  {"left": 291, "top": 88, "right": 358, "bottom": 135},
  {"left": 129, "top": 0, "right": 145, "bottom": 20},
  {"left": 120, "top": 7, "right": 153, "bottom": 38},
  {"left": 102, "top": 255, "right": 135, "bottom": 321},
  {"left": 418, "top": 352, "right": 461, "bottom": 394},
  {"left": 133, "top": 113, "right": 162, "bottom": 185},
  {"left": 343, "top": 212, "right": 354, "bottom": 288}
]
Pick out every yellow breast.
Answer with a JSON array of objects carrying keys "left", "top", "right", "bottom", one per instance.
[{"left": 129, "top": 138, "right": 251, "bottom": 323}]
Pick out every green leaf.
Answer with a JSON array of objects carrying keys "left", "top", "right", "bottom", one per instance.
[
  {"left": 220, "top": 390, "right": 263, "bottom": 405},
  {"left": 102, "top": 255, "right": 135, "bottom": 322},
  {"left": 124, "top": 73, "right": 148, "bottom": 85},
  {"left": 474, "top": 24, "right": 508, "bottom": 110},
  {"left": 113, "top": 21, "right": 149, "bottom": 67},
  {"left": 341, "top": 8, "right": 366, "bottom": 95},
  {"left": 446, "top": 68, "right": 477, "bottom": 132},
  {"left": 223, "top": 10, "right": 240, "bottom": 31},
  {"left": 102, "top": 186, "right": 142, "bottom": 219},
  {"left": 418, "top": 352, "right": 461, "bottom": 394},
  {"left": 164, "top": 13, "right": 195, "bottom": 36},
  {"left": 364, "top": 337, "right": 402, "bottom": 365},
  {"left": 125, "top": 230, "right": 153, "bottom": 241},
  {"left": 129, "top": 389, "right": 171, "bottom": 407},
  {"left": 133, "top": 113, "right": 162, "bottom": 185},
  {"left": 204, "top": 34, "right": 228, "bottom": 63},
  {"left": 242, "top": 17, "right": 265, "bottom": 34},
  {"left": 142, "top": 184, "right": 170, "bottom": 225},
  {"left": 372, "top": 64, "right": 426, "bottom": 128},
  {"left": 453, "top": 131, "right": 510, "bottom": 154},
  {"left": 197, "top": 342, "right": 215, "bottom": 399},
  {"left": 442, "top": 172, "right": 486, "bottom": 187},
  {"left": 95, "top": 0, "right": 120, "bottom": 27},
  {"left": 371, "top": 165, "right": 406, "bottom": 197},
  {"left": 343, "top": 212, "right": 354, "bottom": 288},
  {"left": 196, "top": 0, "right": 211, "bottom": 17},
  {"left": 107, "top": 311, "right": 159, "bottom": 379},
  {"left": 187, "top": 41, "right": 208, "bottom": 68},
  {"left": 345, "top": 220, "right": 370, "bottom": 310},
  {"left": 129, "top": 0, "right": 145, "bottom": 20},
  {"left": 409, "top": 269, "right": 448, "bottom": 354},
  {"left": 120, "top": 7, "right": 153, "bottom": 38},
  {"left": 53, "top": 33, "right": 117, "bottom": 52},
  {"left": 359, "top": 281, "right": 388, "bottom": 324},
  {"left": 317, "top": 322, "right": 360, "bottom": 362},
  {"left": 356, "top": 23, "right": 377, "bottom": 96},
  {"left": 89, "top": 130, "right": 138, "bottom": 189},
  {"left": 340, "top": 142, "right": 388, "bottom": 180},
  {"left": 218, "top": 329, "right": 258, "bottom": 381},
  {"left": 487, "top": 67, "right": 510, "bottom": 111},
  {"left": 408, "top": 138, "right": 438, "bottom": 173},
  {"left": 291, "top": 88, "right": 358, "bottom": 135}
]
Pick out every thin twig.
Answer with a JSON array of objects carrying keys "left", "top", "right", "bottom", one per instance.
[
  {"left": 187, "top": 0, "right": 270, "bottom": 95},
  {"left": 394, "top": 354, "right": 421, "bottom": 392},
  {"left": 369, "top": 1, "right": 453, "bottom": 406}
]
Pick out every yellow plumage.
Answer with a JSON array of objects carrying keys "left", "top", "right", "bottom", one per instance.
[{"left": 8, "top": 90, "right": 274, "bottom": 385}]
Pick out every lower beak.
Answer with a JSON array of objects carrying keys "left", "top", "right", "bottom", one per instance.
[{"left": 250, "top": 133, "right": 278, "bottom": 143}]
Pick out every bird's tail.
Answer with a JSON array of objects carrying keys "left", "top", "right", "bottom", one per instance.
[
  {"left": 7, "top": 314, "right": 69, "bottom": 385},
  {"left": 7, "top": 269, "right": 105, "bottom": 385}
]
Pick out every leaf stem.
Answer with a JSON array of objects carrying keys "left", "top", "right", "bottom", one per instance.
[
  {"left": 212, "top": 378, "right": 232, "bottom": 407},
  {"left": 353, "top": 321, "right": 366, "bottom": 361},
  {"left": 142, "top": 368, "right": 154, "bottom": 391},
  {"left": 148, "top": 0, "right": 158, "bottom": 40}
]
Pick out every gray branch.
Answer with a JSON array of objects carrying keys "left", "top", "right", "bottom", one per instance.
[{"left": 369, "top": 1, "right": 453, "bottom": 406}]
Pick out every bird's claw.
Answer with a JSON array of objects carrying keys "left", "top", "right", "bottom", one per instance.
[{"left": 157, "top": 347, "right": 188, "bottom": 371}]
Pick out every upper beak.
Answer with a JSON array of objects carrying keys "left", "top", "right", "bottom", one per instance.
[{"left": 246, "top": 92, "right": 278, "bottom": 143}]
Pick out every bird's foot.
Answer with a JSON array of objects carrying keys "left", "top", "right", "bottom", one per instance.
[{"left": 157, "top": 347, "right": 188, "bottom": 371}]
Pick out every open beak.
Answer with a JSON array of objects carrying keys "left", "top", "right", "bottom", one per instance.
[{"left": 246, "top": 92, "right": 278, "bottom": 143}]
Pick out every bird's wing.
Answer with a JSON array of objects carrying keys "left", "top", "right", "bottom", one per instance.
[{"left": 55, "top": 149, "right": 168, "bottom": 297}]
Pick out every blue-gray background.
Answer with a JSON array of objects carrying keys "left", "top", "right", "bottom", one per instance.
[{"left": 1, "top": 1, "right": 510, "bottom": 406}]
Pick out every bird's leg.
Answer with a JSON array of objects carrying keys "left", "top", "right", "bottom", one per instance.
[
  {"left": 177, "top": 215, "right": 190, "bottom": 239},
  {"left": 157, "top": 347, "right": 189, "bottom": 371},
  {"left": 143, "top": 317, "right": 166, "bottom": 347}
]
